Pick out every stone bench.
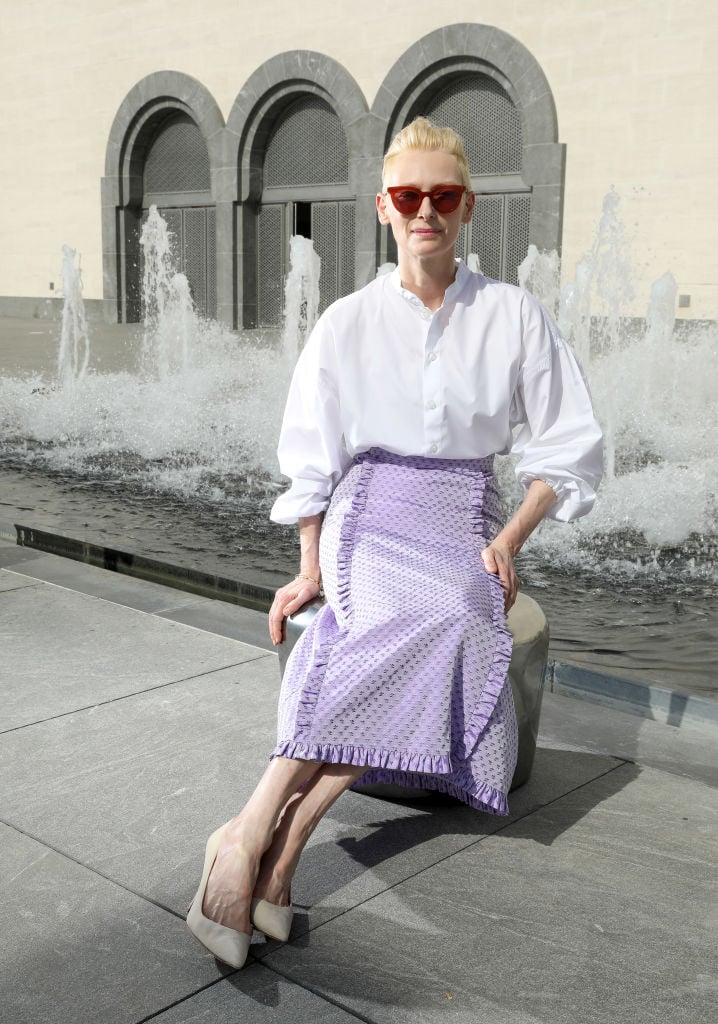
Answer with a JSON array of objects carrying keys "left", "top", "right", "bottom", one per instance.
[{"left": 277, "top": 591, "right": 548, "bottom": 793}]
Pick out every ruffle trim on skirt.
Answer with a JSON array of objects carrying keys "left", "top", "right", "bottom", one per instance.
[
  {"left": 272, "top": 738, "right": 452, "bottom": 776},
  {"left": 287, "top": 461, "right": 371, "bottom": 740},
  {"left": 454, "top": 472, "right": 514, "bottom": 757},
  {"left": 351, "top": 767, "right": 509, "bottom": 816}
]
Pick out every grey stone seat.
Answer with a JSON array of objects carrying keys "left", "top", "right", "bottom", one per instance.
[{"left": 277, "top": 591, "right": 549, "bottom": 794}]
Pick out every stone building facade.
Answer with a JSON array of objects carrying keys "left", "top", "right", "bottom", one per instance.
[{"left": 1, "top": 2, "right": 715, "bottom": 322}]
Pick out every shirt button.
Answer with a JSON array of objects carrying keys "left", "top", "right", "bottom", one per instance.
[
  {"left": 430, "top": 443, "right": 438, "bottom": 453},
  {"left": 428, "top": 352, "right": 437, "bottom": 362},
  {"left": 421, "top": 309, "right": 432, "bottom": 320},
  {"left": 427, "top": 400, "right": 437, "bottom": 410}
]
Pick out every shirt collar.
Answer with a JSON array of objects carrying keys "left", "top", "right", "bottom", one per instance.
[{"left": 389, "top": 258, "right": 473, "bottom": 309}]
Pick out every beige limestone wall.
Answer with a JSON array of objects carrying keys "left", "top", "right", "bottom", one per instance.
[{"left": 1, "top": 0, "right": 716, "bottom": 317}]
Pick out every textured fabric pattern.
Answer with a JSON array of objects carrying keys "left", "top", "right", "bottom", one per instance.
[{"left": 272, "top": 449, "right": 518, "bottom": 815}]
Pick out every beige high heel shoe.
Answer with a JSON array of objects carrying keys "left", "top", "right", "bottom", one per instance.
[
  {"left": 250, "top": 897, "right": 293, "bottom": 943},
  {"left": 186, "top": 826, "right": 252, "bottom": 969}
]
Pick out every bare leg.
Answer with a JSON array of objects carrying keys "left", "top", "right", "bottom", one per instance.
[
  {"left": 252, "top": 763, "right": 368, "bottom": 907},
  {"left": 202, "top": 756, "right": 321, "bottom": 933}
]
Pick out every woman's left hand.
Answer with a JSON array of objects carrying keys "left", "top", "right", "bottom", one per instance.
[
  {"left": 480, "top": 480, "right": 557, "bottom": 613},
  {"left": 481, "top": 540, "right": 520, "bottom": 612}
]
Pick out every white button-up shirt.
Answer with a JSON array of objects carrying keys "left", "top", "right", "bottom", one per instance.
[{"left": 270, "top": 261, "right": 603, "bottom": 524}]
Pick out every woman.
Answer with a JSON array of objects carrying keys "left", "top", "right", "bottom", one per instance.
[{"left": 187, "top": 118, "right": 603, "bottom": 969}]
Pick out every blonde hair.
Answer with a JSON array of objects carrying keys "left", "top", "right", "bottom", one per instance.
[{"left": 382, "top": 117, "right": 472, "bottom": 191}]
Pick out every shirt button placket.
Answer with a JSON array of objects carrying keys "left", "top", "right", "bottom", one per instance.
[{"left": 424, "top": 313, "right": 442, "bottom": 456}]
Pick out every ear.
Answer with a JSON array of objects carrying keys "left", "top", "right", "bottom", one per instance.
[
  {"left": 461, "top": 191, "right": 475, "bottom": 224},
  {"left": 376, "top": 192, "right": 390, "bottom": 225}
]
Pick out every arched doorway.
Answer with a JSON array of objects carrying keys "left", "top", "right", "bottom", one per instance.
[
  {"left": 141, "top": 111, "right": 216, "bottom": 318},
  {"left": 102, "top": 73, "right": 224, "bottom": 324},
  {"left": 416, "top": 75, "right": 529, "bottom": 284},
  {"left": 372, "top": 25, "right": 566, "bottom": 285},
  {"left": 252, "top": 95, "right": 355, "bottom": 327}
]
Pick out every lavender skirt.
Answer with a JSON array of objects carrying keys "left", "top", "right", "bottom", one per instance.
[{"left": 272, "top": 449, "right": 518, "bottom": 815}]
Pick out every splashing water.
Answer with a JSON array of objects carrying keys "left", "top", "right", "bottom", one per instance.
[
  {"left": 57, "top": 245, "right": 90, "bottom": 388},
  {"left": 0, "top": 201, "right": 715, "bottom": 591},
  {"left": 139, "top": 207, "right": 204, "bottom": 379},
  {"left": 516, "top": 192, "right": 717, "bottom": 586},
  {"left": 281, "top": 235, "right": 321, "bottom": 367},
  {"left": 0, "top": 212, "right": 318, "bottom": 503}
]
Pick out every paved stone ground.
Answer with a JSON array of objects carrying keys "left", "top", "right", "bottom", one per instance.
[{"left": 1, "top": 538, "right": 716, "bottom": 1024}]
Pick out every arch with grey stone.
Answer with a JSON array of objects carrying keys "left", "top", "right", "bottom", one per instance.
[
  {"left": 369, "top": 24, "right": 566, "bottom": 271},
  {"left": 100, "top": 29, "right": 565, "bottom": 324},
  {"left": 226, "top": 52, "right": 370, "bottom": 327},
  {"left": 102, "top": 71, "right": 225, "bottom": 323}
]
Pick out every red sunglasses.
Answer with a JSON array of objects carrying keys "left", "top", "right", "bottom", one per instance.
[{"left": 385, "top": 185, "right": 467, "bottom": 215}]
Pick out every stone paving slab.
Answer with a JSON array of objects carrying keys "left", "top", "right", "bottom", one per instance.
[
  {"left": 0, "top": 641, "right": 627, "bottom": 935},
  {"left": 0, "top": 659, "right": 278, "bottom": 915},
  {"left": 0, "top": 567, "right": 38, "bottom": 593},
  {"left": 279, "top": 746, "right": 630, "bottom": 939},
  {"left": 0, "top": 580, "right": 266, "bottom": 730},
  {"left": 157, "top": 597, "right": 272, "bottom": 651},
  {"left": 264, "top": 764, "right": 718, "bottom": 1024},
  {"left": 2, "top": 557, "right": 716, "bottom": 1023},
  {"left": 148, "top": 962, "right": 362, "bottom": 1023},
  {"left": 0, "top": 824, "right": 223, "bottom": 1024}
]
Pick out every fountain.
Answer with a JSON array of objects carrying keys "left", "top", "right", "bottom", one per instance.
[
  {"left": 516, "top": 192, "right": 717, "bottom": 587},
  {"left": 0, "top": 197, "right": 715, "bottom": 687},
  {"left": 281, "top": 234, "right": 321, "bottom": 368},
  {"left": 139, "top": 209, "right": 197, "bottom": 380},
  {"left": 57, "top": 245, "right": 91, "bottom": 389}
]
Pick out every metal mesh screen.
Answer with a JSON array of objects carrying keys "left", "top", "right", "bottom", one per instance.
[
  {"left": 504, "top": 194, "right": 531, "bottom": 286},
  {"left": 205, "top": 208, "right": 216, "bottom": 318},
  {"left": 311, "top": 201, "right": 356, "bottom": 314},
  {"left": 257, "top": 204, "right": 285, "bottom": 326},
  {"left": 264, "top": 96, "right": 349, "bottom": 187},
  {"left": 312, "top": 202, "right": 339, "bottom": 315},
  {"left": 338, "top": 203, "right": 356, "bottom": 299},
  {"left": 143, "top": 113, "right": 210, "bottom": 193},
  {"left": 470, "top": 195, "right": 504, "bottom": 280},
  {"left": 422, "top": 75, "right": 522, "bottom": 176},
  {"left": 457, "top": 194, "right": 531, "bottom": 284},
  {"left": 183, "top": 207, "right": 207, "bottom": 315}
]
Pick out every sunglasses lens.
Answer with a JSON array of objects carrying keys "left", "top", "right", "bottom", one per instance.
[
  {"left": 390, "top": 189, "right": 422, "bottom": 213},
  {"left": 431, "top": 188, "right": 464, "bottom": 213}
]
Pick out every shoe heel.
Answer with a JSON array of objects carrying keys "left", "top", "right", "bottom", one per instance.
[{"left": 250, "top": 897, "right": 293, "bottom": 943}]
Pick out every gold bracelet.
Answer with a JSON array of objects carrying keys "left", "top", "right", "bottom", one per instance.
[{"left": 294, "top": 573, "right": 321, "bottom": 586}]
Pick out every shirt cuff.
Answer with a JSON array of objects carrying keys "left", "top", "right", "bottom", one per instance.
[
  {"left": 516, "top": 472, "right": 597, "bottom": 522},
  {"left": 270, "top": 481, "right": 332, "bottom": 525}
]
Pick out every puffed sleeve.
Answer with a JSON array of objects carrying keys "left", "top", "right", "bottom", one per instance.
[
  {"left": 511, "top": 297, "right": 604, "bottom": 521},
  {"left": 270, "top": 316, "right": 351, "bottom": 525}
]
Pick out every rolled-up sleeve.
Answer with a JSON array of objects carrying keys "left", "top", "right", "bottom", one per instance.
[
  {"left": 511, "top": 301, "right": 604, "bottom": 522},
  {"left": 270, "top": 319, "right": 351, "bottom": 525}
]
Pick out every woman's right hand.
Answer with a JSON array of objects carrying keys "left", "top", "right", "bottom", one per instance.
[{"left": 268, "top": 577, "right": 321, "bottom": 646}]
